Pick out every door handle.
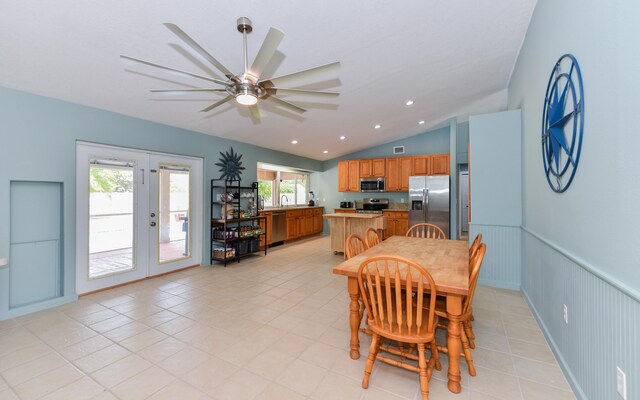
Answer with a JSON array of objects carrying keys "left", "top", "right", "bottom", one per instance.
[{"left": 150, "top": 221, "right": 156, "bottom": 227}]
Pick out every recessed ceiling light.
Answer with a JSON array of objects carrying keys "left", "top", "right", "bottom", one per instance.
[
  {"left": 406, "top": 100, "right": 414, "bottom": 106},
  {"left": 291, "top": 140, "right": 298, "bottom": 144},
  {"left": 339, "top": 136, "right": 346, "bottom": 140},
  {"left": 418, "top": 120, "right": 425, "bottom": 125},
  {"left": 374, "top": 124, "right": 381, "bottom": 129},
  {"left": 323, "top": 150, "right": 329, "bottom": 154}
]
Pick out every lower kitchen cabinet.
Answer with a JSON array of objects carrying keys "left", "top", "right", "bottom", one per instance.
[
  {"left": 383, "top": 211, "right": 409, "bottom": 238},
  {"left": 286, "top": 215, "right": 298, "bottom": 240},
  {"left": 285, "top": 207, "right": 324, "bottom": 241},
  {"left": 313, "top": 211, "right": 323, "bottom": 232}
]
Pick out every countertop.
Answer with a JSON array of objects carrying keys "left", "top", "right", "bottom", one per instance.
[
  {"left": 261, "top": 206, "right": 324, "bottom": 212},
  {"left": 323, "top": 213, "right": 386, "bottom": 219}
]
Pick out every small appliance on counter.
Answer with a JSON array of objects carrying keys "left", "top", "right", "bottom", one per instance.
[
  {"left": 308, "top": 191, "right": 316, "bottom": 206},
  {"left": 356, "top": 198, "right": 389, "bottom": 214},
  {"left": 360, "top": 177, "right": 385, "bottom": 193},
  {"left": 340, "top": 201, "right": 353, "bottom": 208}
]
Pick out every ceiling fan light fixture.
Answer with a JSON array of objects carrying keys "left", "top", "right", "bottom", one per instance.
[{"left": 236, "top": 93, "right": 258, "bottom": 105}]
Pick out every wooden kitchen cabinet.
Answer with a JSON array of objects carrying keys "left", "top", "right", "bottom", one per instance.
[
  {"left": 386, "top": 156, "right": 412, "bottom": 192},
  {"left": 338, "top": 161, "right": 349, "bottom": 192},
  {"left": 286, "top": 216, "right": 298, "bottom": 240},
  {"left": 348, "top": 160, "right": 360, "bottom": 191},
  {"left": 411, "top": 154, "right": 450, "bottom": 176},
  {"left": 303, "top": 209, "right": 314, "bottom": 236},
  {"left": 285, "top": 207, "right": 324, "bottom": 240},
  {"left": 333, "top": 209, "right": 356, "bottom": 213},
  {"left": 412, "top": 155, "right": 430, "bottom": 176},
  {"left": 340, "top": 153, "right": 449, "bottom": 192},
  {"left": 339, "top": 160, "right": 360, "bottom": 192},
  {"left": 399, "top": 156, "right": 412, "bottom": 191},
  {"left": 360, "top": 158, "right": 385, "bottom": 178},
  {"left": 431, "top": 154, "right": 450, "bottom": 175},
  {"left": 383, "top": 211, "right": 409, "bottom": 238},
  {"left": 313, "top": 208, "right": 323, "bottom": 233},
  {"left": 385, "top": 158, "right": 400, "bottom": 192}
]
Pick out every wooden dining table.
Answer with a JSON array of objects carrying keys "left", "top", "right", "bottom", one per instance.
[{"left": 332, "top": 235, "right": 469, "bottom": 394}]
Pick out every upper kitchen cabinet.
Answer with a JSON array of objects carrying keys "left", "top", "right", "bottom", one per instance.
[
  {"left": 348, "top": 160, "right": 360, "bottom": 191},
  {"left": 338, "top": 160, "right": 360, "bottom": 192},
  {"left": 430, "top": 154, "right": 450, "bottom": 175},
  {"left": 385, "top": 157, "right": 412, "bottom": 192},
  {"left": 412, "top": 155, "right": 430, "bottom": 175},
  {"left": 399, "top": 156, "right": 412, "bottom": 191},
  {"left": 360, "top": 158, "right": 385, "bottom": 178},
  {"left": 338, "top": 161, "right": 349, "bottom": 192},
  {"left": 411, "top": 154, "right": 450, "bottom": 176},
  {"left": 338, "top": 153, "right": 448, "bottom": 192}
]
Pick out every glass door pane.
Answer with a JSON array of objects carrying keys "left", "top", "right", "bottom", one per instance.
[
  {"left": 148, "top": 154, "right": 202, "bottom": 277},
  {"left": 76, "top": 143, "right": 149, "bottom": 295},
  {"left": 158, "top": 165, "right": 191, "bottom": 263},
  {"left": 88, "top": 161, "right": 136, "bottom": 278}
]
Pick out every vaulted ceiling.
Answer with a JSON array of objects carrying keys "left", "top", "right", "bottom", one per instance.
[{"left": 0, "top": 0, "right": 537, "bottom": 160}]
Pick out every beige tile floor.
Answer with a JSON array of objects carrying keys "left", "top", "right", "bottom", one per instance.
[{"left": 0, "top": 236, "right": 576, "bottom": 400}]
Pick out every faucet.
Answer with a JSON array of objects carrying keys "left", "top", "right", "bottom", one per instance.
[{"left": 280, "top": 194, "right": 289, "bottom": 207}]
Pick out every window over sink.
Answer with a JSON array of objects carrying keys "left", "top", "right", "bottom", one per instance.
[{"left": 257, "top": 163, "right": 310, "bottom": 207}]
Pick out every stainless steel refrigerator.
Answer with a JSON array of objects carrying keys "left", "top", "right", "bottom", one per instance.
[{"left": 408, "top": 175, "right": 450, "bottom": 238}]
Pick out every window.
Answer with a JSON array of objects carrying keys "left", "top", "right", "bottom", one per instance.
[
  {"left": 279, "top": 172, "right": 308, "bottom": 206},
  {"left": 258, "top": 164, "right": 310, "bottom": 207}
]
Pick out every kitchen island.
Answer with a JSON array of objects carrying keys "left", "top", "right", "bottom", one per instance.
[{"left": 323, "top": 213, "right": 387, "bottom": 256}]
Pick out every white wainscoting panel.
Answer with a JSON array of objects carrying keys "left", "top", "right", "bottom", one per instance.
[
  {"left": 469, "top": 223, "right": 521, "bottom": 290},
  {"left": 522, "top": 229, "right": 639, "bottom": 400}
]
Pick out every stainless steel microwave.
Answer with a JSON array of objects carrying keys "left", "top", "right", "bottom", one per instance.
[{"left": 360, "top": 177, "right": 385, "bottom": 192}]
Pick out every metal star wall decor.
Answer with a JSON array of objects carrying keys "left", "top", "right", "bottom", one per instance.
[
  {"left": 215, "top": 147, "right": 245, "bottom": 181},
  {"left": 541, "top": 54, "right": 584, "bottom": 193}
]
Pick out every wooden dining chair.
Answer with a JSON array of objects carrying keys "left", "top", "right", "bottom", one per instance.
[
  {"left": 466, "top": 233, "right": 483, "bottom": 342},
  {"left": 358, "top": 255, "right": 440, "bottom": 400},
  {"left": 364, "top": 228, "right": 381, "bottom": 248},
  {"left": 406, "top": 223, "right": 446, "bottom": 239},
  {"left": 469, "top": 233, "right": 482, "bottom": 260},
  {"left": 345, "top": 234, "right": 368, "bottom": 259},
  {"left": 434, "top": 243, "right": 486, "bottom": 376}
]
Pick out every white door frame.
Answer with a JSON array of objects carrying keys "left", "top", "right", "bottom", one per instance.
[{"left": 75, "top": 142, "right": 203, "bottom": 294}]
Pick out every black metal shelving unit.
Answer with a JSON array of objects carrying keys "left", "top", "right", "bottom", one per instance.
[{"left": 210, "top": 179, "right": 267, "bottom": 266}]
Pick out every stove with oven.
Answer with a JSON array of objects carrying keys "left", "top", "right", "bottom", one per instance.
[{"left": 356, "top": 198, "right": 389, "bottom": 214}]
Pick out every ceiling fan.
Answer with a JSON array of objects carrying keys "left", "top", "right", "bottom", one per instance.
[{"left": 121, "top": 17, "right": 340, "bottom": 119}]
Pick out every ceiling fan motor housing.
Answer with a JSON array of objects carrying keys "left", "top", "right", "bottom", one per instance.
[{"left": 237, "top": 17, "right": 253, "bottom": 33}]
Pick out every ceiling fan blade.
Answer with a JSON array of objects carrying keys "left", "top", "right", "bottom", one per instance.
[
  {"left": 150, "top": 89, "right": 228, "bottom": 93},
  {"left": 266, "top": 95, "right": 306, "bottom": 114},
  {"left": 266, "top": 88, "right": 339, "bottom": 98},
  {"left": 121, "top": 55, "right": 228, "bottom": 86},
  {"left": 201, "top": 95, "right": 234, "bottom": 112},
  {"left": 163, "top": 23, "right": 239, "bottom": 83},
  {"left": 249, "top": 104, "right": 261, "bottom": 122},
  {"left": 249, "top": 27, "right": 284, "bottom": 81},
  {"left": 259, "top": 62, "right": 341, "bottom": 87}
]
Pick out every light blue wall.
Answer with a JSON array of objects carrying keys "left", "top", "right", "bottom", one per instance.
[
  {"left": 469, "top": 110, "right": 522, "bottom": 226},
  {"left": 0, "top": 86, "right": 322, "bottom": 319},
  {"left": 509, "top": 0, "right": 640, "bottom": 398},
  {"left": 469, "top": 110, "right": 522, "bottom": 290}
]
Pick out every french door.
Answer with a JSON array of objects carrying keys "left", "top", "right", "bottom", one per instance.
[{"left": 76, "top": 143, "right": 202, "bottom": 294}]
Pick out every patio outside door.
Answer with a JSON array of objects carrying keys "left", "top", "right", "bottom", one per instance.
[{"left": 76, "top": 143, "right": 202, "bottom": 294}]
